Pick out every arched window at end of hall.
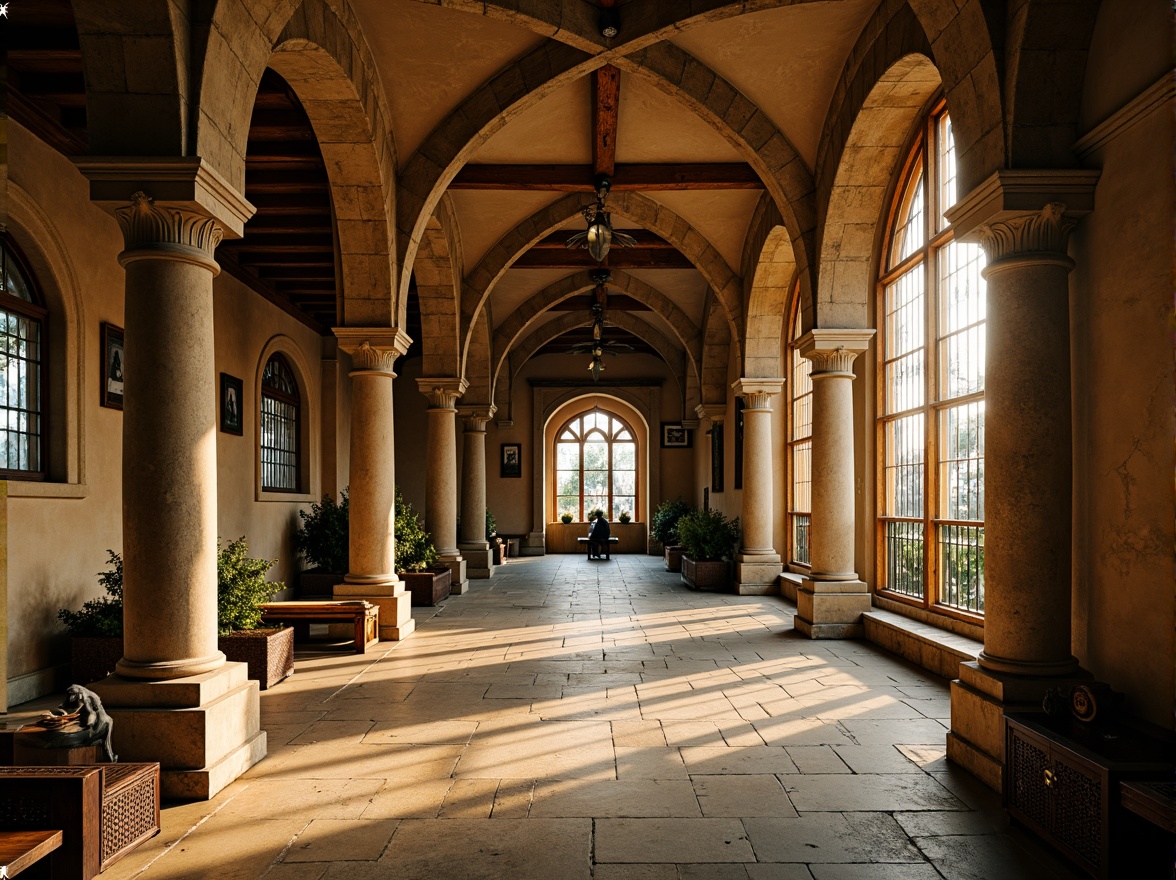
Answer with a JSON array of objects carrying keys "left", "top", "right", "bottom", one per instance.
[
  {"left": 877, "top": 105, "right": 986, "bottom": 619},
  {"left": 261, "top": 353, "right": 300, "bottom": 492},
  {"left": 555, "top": 410, "right": 636, "bottom": 522},
  {"left": 0, "top": 238, "right": 46, "bottom": 480},
  {"left": 787, "top": 304, "right": 812, "bottom": 568}
]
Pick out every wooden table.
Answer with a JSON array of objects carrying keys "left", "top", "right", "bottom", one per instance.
[
  {"left": 260, "top": 600, "right": 379, "bottom": 653},
  {"left": 578, "top": 536, "right": 619, "bottom": 560},
  {"left": 0, "top": 830, "right": 62, "bottom": 878}
]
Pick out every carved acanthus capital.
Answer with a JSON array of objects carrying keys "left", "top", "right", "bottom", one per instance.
[
  {"left": 335, "top": 327, "right": 412, "bottom": 376},
  {"left": 458, "top": 404, "right": 496, "bottom": 431},
  {"left": 976, "top": 202, "right": 1078, "bottom": 266},
  {"left": 797, "top": 329, "right": 874, "bottom": 377},
  {"left": 695, "top": 403, "right": 726, "bottom": 424},
  {"left": 114, "top": 192, "right": 223, "bottom": 271},
  {"left": 732, "top": 378, "right": 783, "bottom": 411},
  {"left": 417, "top": 377, "right": 468, "bottom": 410}
]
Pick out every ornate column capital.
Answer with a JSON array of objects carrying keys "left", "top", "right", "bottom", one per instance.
[
  {"left": 797, "top": 329, "right": 874, "bottom": 377},
  {"left": 975, "top": 203, "right": 1077, "bottom": 270},
  {"left": 695, "top": 403, "right": 726, "bottom": 424},
  {"left": 731, "top": 378, "right": 783, "bottom": 410},
  {"left": 417, "top": 377, "right": 468, "bottom": 410},
  {"left": 113, "top": 192, "right": 224, "bottom": 273},
  {"left": 334, "top": 327, "right": 412, "bottom": 376},
  {"left": 458, "top": 404, "right": 496, "bottom": 431}
]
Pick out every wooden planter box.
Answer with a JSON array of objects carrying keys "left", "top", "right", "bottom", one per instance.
[
  {"left": 491, "top": 539, "right": 505, "bottom": 565},
  {"left": 681, "top": 556, "right": 730, "bottom": 591},
  {"left": 71, "top": 636, "right": 123, "bottom": 686},
  {"left": 218, "top": 627, "right": 294, "bottom": 690},
  {"left": 664, "top": 545, "right": 684, "bottom": 572},
  {"left": 401, "top": 566, "right": 452, "bottom": 606},
  {"left": 298, "top": 569, "right": 346, "bottom": 598}
]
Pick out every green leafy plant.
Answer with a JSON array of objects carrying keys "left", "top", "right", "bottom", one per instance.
[
  {"left": 485, "top": 508, "right": 497, "bottom": 540},
  {"left": 57, "top": 551, "right": 124, "bottom": 637},
  {"left": 677, "top": 508, "right": 740, "bottom": 561},
  {"left": 587, "top": 507, "right": 605, "bottom": 522},
  {"left": 560, "top": 512, "right": 574, "bottom": 524},
  {"left": 395, "top": 489, "right": 438, "bottom": 572},
  {"left": 618, "top": 510, "right": 632, "bottom": 524},
  {"left": 294, "top": 490, "right": 349, "bottom": 573},
  {"left": 218, "top": 537, "right": 283, "bottom": 633},
  {"left": 650, "top": 498, "right": 694, "bottom": 545}
]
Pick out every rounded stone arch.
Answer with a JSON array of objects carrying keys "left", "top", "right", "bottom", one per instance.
[
  {"left": 461, "top": 191, "right": 742, "bottom": 375},
  {"left": 463, "top": 308, "right": 494, "bottom": 409},
  {"left": 816, "top": 53, "right": 942, "bottom": 329},
  {"left": 741, "top": 196, "right": 796, "bottom": 379},
  {"left": 698, "top": 296, "right": 732, "bottom": 406},
  {"left": 254, "top": 334, "right": 320, "bottom": 500},
  {"left": 490, "top": 270, "right": 702, "bottom": 386},
  {"left": 416, "top": 195, "right": 464, "bottom": 378},
  {"left": 5, "top": 183, "right": 87, "bottom": 488}
]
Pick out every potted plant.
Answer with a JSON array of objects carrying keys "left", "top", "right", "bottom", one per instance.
[
  {"left": 618, "top": 510, "right": 632, "bottom": 524},
  {"left": 677, "top": 508, "right": 740, "bottom": 591},
  {"left": 293, "top": 490, "right": 349, "bottom": 596},
  {"left": 60, "top": 540, "right": 293, "bottom": 689},
  {"left": 396, "top": 490, "right": 451, "bottom": 605},
  {"left": 560, "top": 512, "right": 574, "bottom": 524},
  {"left": 487, "top": 507, "right": 506, "bottom": 565},
  {"left": 651, "top": 498, "right": 693, "bottom": 571}
]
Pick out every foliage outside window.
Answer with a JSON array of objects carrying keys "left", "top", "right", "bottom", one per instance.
[
  {"left": 261, "top": 353, "right": 299, "bottom": 491},
  {"left": 555, "top": 409, "right": 636, "bottom": 521},
  {"left": 0, "top": 239, "right": 45, "bottom": 479},
  {"left": 878, "top": 106, "right": 986, "bottom": 618},
  {"left": 787, "top": 306, "right": 812, "bottom": 566}
]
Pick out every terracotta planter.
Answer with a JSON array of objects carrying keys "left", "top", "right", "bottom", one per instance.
[
  {"left": 664, "top": 545, "right": 685, "bottom": 572},
  {"left": 219, "top": 627, "right": 294, "bottom": 690},
  {"left": 681, "top": 556, "right": 730, "bottom": 591},
  {"left": 298, "top": 569, "right": 346, "bottom": 598},
  {"left": 71, "top": 636, "right": 123, "bottom": 686},
  {"left": 401, "top": 566, "right": 452, "bottom": 606}
]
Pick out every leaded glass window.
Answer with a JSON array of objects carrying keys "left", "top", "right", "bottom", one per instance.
[
  {"left": 0, "top": 239, "right": 45, "bottom": 479},
  {"left": 555, "top": 410, "right": 636, "bottom": 521},
  {"left": 261, "top": 354, "right": 299, "bottom": 491},
  {"left": 788, "top": 307, "right": 811, "bottom": 566}
]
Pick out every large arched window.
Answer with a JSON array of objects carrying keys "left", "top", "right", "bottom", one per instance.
[
  {"left": 877, "top": 105, "right": 986, "bottom": 619},
  {"left": 555, "top": 410, "right": 636, "bottom": 521},
  {"left": 0, "top": 238, "right": 46, "bottom": 480},
  {"left": 787, "top": 306, "right": 812, "bottom": 567},
  {"left": 260, "top": 353, "right": 300, "bottom": 492}
]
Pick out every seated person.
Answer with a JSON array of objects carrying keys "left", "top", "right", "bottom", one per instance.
[{"left": 587, "top": 512, "right": 611, "bottom": 558}]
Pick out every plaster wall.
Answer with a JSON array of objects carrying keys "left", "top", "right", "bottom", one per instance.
[{"left": 1070, "top": 49, "right": 1174, "bottom": 727}]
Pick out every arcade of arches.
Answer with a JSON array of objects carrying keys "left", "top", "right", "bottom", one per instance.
[{"left": 3, "top": 0, "right": 1172, "bottom": 872}]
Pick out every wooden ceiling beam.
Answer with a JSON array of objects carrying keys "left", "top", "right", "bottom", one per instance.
[
  {"left": 548, "top": 294, "right": 651, "bottom": 312},
  {"left": 512, "top": 249, "right": 694, "bottom": 270},
  {"left": 449, "top": 163, "right": 763, "bottom": 191},
  {"left": 592, "top": 65, "right": 621, "bottom": 178}
]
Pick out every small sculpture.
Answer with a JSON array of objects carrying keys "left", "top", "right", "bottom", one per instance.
[{"left": 33, "top": 684, "right": 117, "bottom": 762}]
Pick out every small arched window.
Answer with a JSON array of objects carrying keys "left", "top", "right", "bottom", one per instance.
[
  {"left": 877, "top": 106, "right": 986, "bottom": 619},
  {"left": 260, "top": 353, "right": 300, "bottom": 492},
  {"left": 0, "top": 238, "right": 46, "bottom": 479},
  {"left": 555, "top": 410, "right": 636, "bottom": 521},
  {"left": 787, "top": 305, "right": 812, "bottom": 567}
]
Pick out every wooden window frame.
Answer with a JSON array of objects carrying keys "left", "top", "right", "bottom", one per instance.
[
  {"left": 786, "top": 297, "right": 812, "bottom": 571},
  {"left": 553, "top": 409, "right": 639, "bottom": 522},
  {"left": 0, "top": 236, "right": 48, "bottom": 482}
]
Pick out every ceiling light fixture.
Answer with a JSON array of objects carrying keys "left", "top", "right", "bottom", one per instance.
[
  {"left": 566, "top": 175, "right": 637, "bottom": 263},
  {"left": 566, "top": 269, "right": 631, "bottom": 381},
  {"left": 599, "top": 8, "right": 619, "bottom": 39}
]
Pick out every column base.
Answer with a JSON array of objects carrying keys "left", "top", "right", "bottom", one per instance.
[
  {"left": 733, "top": 555, "right": 782, "bottom": 595},
  {"left": 88, "top": 662, "right": 264, "bottom": 800},
  {"left": 440, "top": 557, "right": 469, "bottom": 594},
  {"left": 520, "top": 531, "right": 546, "bottom": 556},
  {"left": 948, "top": 660, "right": 1093, "bottom": 792},
  {"left": 334, "top": 579, "right": 414, "bottom": 641},
  {"left": 794, "top": 578, "right": 870, "bottom": 639},
  {"left": 460, "top": 544, "right": 494, "bottom": 579}
]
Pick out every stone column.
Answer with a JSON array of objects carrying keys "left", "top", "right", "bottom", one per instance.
[
  {"left": 77, "top": 169, "right": 264, "bottom": 800},
  {"left": 794, "top": 330, "right": 874, "bottom": 638},
  {"left": 944, "top": 172, "right": 1097, "bottom": 791},
  {"left": 458, "top": 406, "right": 495, "bottom": 578},
  {"left": 334, "top": 329, "right": 415, "bottom": 641},
  {"left": 418, "top": 378, "right": 469, "bottom": 594},
  {"left": 731, "top": 379, "right": 784, "bottom": 594}
]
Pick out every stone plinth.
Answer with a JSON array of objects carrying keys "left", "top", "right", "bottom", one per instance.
[
  {"left": 794, "top": 578, "right": 871, "bottom": 639},
  {"left": 333, "top": 580, "right": 414, "bottom": 641},
  {"left": 441, "top": 556, "right": 469, "bottom": 594},
  {"left": 734, "top": 558, "right": 784, "bottom": 595},
  {"left": 460, "top": 544, "right": 493, "bottom": 579}
]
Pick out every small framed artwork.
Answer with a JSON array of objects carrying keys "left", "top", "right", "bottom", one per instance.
[
  {"left": 100, "top": 322, "right": 125, "bottom": 410},
  {"left": 220, "top": 373, "right": 244, "bottom": 435},
  {"left": 501, "top": 443, "right": 522, "bottom": 478},
  {"left": 661, "top": 422, "right": 691, "bottom": 448}
]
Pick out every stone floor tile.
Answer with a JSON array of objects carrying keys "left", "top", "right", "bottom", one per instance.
[
  {"left": 360, "top": 779, "right": 454, "bottom": 819},
  {"left": 531, "top": 778, "right": 701, "bottom": 817},
  {"left": 784, "top": 746, "right": 850, "bottom": 774},
  {"left": 284, "top": 819, "right": 398, "bottom": 862},
  {"left": 596, "top": 818, "right": 756, "bottom": 863},
  {"left": 743, "top": 813, "right": 925, "bottom": 863},
  {"left": 254, "top": 743, "right": 465, "bottom": 781},
  {"left": 289, "top": 720, "right": 376, "bottom": 745},
  {"left": 836, "top": 719, "right": 949, "bottom": 745},
  {"left": 437, "top": 778, "right": 499, "bottom": 818},
  {"left": 491, "top": 778, "right": 535, "bottom": 817},
  {"left": 780, "top": 772, "right": 965, "bottom": 812},
  {"left": 677, "top": 865, "right": 753, "bottom": 879},
  {"left": 831, "top": 745, "right": 922, "bottom": 774},
  {"left": 662, "top": 721, "right": 727, "bottom": 746},
  {"left": 895, "top": 810, "right": 1008, "bottom": 838},
  {"left": 613, "top": 719, "right": 669, "bottom": 747},
  {"left": 258, "top": 864, "right": 329, "bottom": 880},
  {"left": 693, "top": 775, "right": 797, "bottom": 817},
  {"left": 457, "top": 719, "right": 616, "bottom": 779},
  {"left": 594, "top": 865, "right": 677, "bottom": 880},
  {"left": 752, "top": 719, "right": 854, "bottom": 746},
  {"left": 743, "top": 867, "right": 814, "bottom": 880},
  {"left": 807, "top": 865, "right": 942, "bottom": 880},
  {"left": 219, "top": 778, "right": 385, "bottom": 820},
  {"left": 362, "top": 720, "right": 478, "bottom": 744},
  {"left": 913, "top": 834, "right": 1081, "bottom": 879},
  {"left": 681, "top": 746, "right": 800, "bottom": 776},
  {"left": 378, "top": 818, "right": 592, "bottom": 879},
  {"left": 616, "top": 745, "right": 692, "bottom": 779}
]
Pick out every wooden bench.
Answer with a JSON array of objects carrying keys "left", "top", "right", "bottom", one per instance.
[
  {"left": 577, "top": 536, "right": 619, "bottom": 560},
  {"left": 0, "top": 829, "right": 62, "bottom": 878},
  {"left": 0, "top": 763, "right": 160, "bottom": 880},
  {"left": 259, "top": 600, "right": 379, "bottom": 654}
]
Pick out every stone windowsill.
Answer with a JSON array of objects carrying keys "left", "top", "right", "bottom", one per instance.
[{"left": 6, "top": 481, "right": 88, "bottom": 499}]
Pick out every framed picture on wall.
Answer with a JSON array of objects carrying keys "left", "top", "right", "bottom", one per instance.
[
  {"left": 100, "top": 322, "right": 125, "bottom": 410},
  {"left": 220, "top": 373, "right": 244, "bottom": 435},
  {"left": 661, "top": 422, "right": 691, "bottom": 448},
  {"left": 501, "top": 442, "right": 522, "bottom": 478}
]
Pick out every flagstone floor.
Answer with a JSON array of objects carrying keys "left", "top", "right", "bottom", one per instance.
[{"left": 48, "top": 554, "right": 1081, "bottom": 879}]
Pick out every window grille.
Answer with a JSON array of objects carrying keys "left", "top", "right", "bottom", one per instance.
[
  {"left": 0, "top": 239, "right": 45, "bottom": 479},
  {"left": 554, "top": 409, "right": 636, "bottom": 521},
  {"left": 261, "top": 354, "right": 299, "bottom": 491}
]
